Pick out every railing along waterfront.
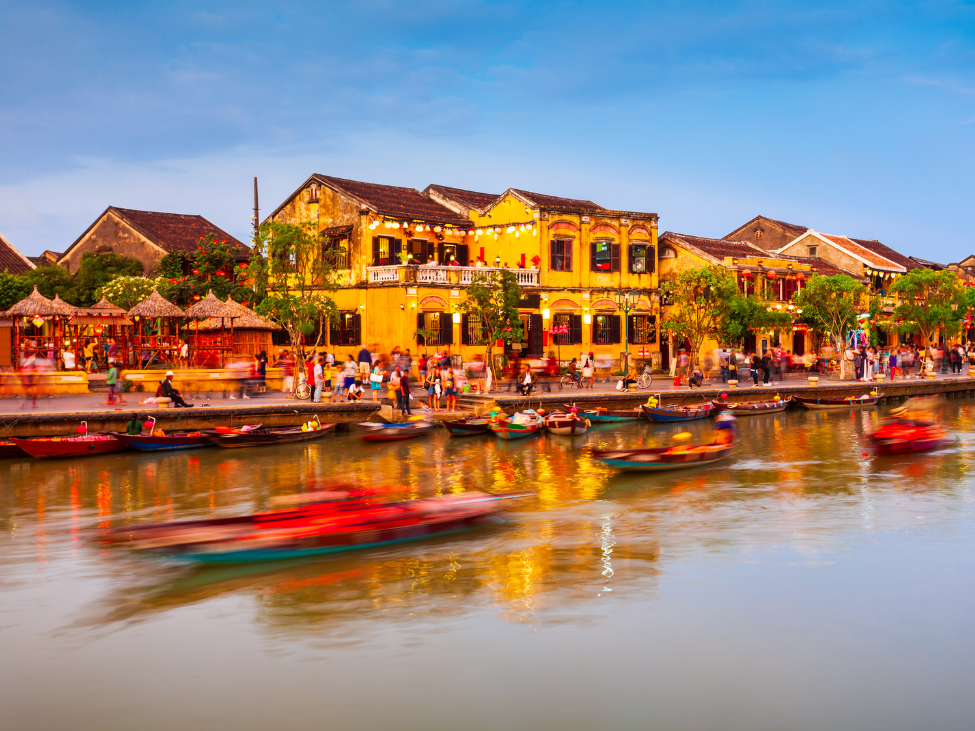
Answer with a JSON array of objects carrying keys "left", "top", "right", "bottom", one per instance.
[{"left": 367, "top": 265, "right": 539, "bottom": 286}]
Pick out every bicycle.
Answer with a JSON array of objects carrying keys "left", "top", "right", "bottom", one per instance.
[
  {"left": 558, "top": 372, "right": 583, "bottom": 390},
  {"left": 636, "top": 361, "right": 653, "bottom": 389},
  {"left": 294, "top": 370, "right": 312, "bottom": 400}
]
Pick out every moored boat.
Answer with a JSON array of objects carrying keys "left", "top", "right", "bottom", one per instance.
[
  {"left": 99, "top": 490, "right": 529, "bottom": 563},
  {"left": 10, "top": 434, "right": 127, "bottom": 460},
  {"left": 710, "top": 398, "right": 789, "bottom": 415},
  {"left": 793, "top": 393, "right": 881, "bottom": 410},
  {"left": 442, "top": 416, "right": 492, "bottom": 437},
  {"left": 491, "top": 410, "right": 544, "bottom": 439},
  {"left": 641, "top": 403, "right": 715, "bottom": 422},
  {"left": 579, "top": 407, "right": 644, "bottom": 423},
  {"left": 205, "top": 423, "right": 336, "bottom": 448},
  {"left": 113, "top": 431, "right": 215, "bottom": 452},
  {"left": 543, "top": 412, "right": 590, "bottom": 436},
  {"left": 0, "top": 440, "right": 28, "bottom": 459},
  {"left": 591, "top": 441, "right": 734, "bottom": 472},
  {"left": 360, "top": 421, "right": 434, "bottom": 441}
]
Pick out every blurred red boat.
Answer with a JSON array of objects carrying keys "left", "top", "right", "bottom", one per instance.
[
  {"left": 100, "top": 489, "right": 529, "bottom": 563},
  {"left": 11, "top": 434, "right": 126, "bottom": 460},
  {"left": 869, "top": 418, "right": 950, "bottom": 456}
]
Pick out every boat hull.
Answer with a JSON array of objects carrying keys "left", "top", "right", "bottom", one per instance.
[
  {"left": 641, "top": 404, "right": 715, "bottom": 422},
  {"left": 711, "top": 399, "right": 789, "bottom": 415},
  {"left": 492, "top": 425, "right": 542, "bottom": 439},
  {"left": 443, "top": 419, "right": 492, "bottom": 436},
  {"left": 581, "top": 409, "right": 643, "bottom": 423},
  {"left": 793, "top": 395, "right": 880, "bottom": 410},
  {"left": 592, "top": 443, "right": 734, "bottom": 472},
  {"left": 872, "top": 436, "right": 950, "bottom": 456},
  {"left": 205, "top": 424, "right": 336, "bottom": 448},
  {"left": 113, "top": 433, "right": 213, "bottom": 452},
  {"left": 361, "top": 424, "right": 433, "bottom": 441},
  {"left": 0, "top": 441, "right": 27, "bottom": 459},
  {"left": 543, "top": 416, "right": 589, "bottom": 435},
  {"left": 10, "top": 435, "right": 127, "bottom": 459}
]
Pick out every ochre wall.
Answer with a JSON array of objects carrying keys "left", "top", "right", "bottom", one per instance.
[
  {"left": 60, "top": 212, "right": 164, "bottom": 274},
  {"left": 778, "top": 233, "right": 865, "bottom": 277}
]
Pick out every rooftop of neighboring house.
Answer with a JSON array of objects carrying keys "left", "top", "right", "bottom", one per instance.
[
  {"left": 725, "top": 215, "right": 809, "bottom": 239},
  {"left": 660, "top": 231, "right": 767, "bottom": 263},
  {"left": 911, "top": 256, "right": 946, "bottom": 271},
  {"left": 307, "top": 175, "right": 471, "bottom": 226},
  {"left": 27, "top": 250, "right": 62, "bottom": 266},
  {"left": 781, "top": 231, "right": 908, "bottom": 272},
  {"left": 423, "top": 184, "right": 502, "bottom": 214},
  {"left": 782, "top": 255, "right": 858, "bottom": 279},
  {"left": 508, "top": 188, "right": 605, "bottom": 213},
  {"left": 0, "top": 231, "right": 36, "bottom": 275},
  {"left": 847, "top": 237, "right": 918, "bottom": 272}
]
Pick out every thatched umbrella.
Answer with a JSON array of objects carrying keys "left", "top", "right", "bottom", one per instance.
[
  {"left": 70, "top": 297, "right": 132, "bottom": 371},
  {"left": 183, "top": 291, "right": 239, "bottom": 367},
  {"left": 3, "top": 287, "right": 73, "bottom": 370},
  {"left": 128, "top": 289, "right": 186, "bottom": 368}
]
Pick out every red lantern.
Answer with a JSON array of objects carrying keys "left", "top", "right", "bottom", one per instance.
[
  {"left": 796, "top": 272, "right": 806, "bottom": 281},
  {"left": 741, "top": 269, "right": 752, "bottom": 278},
  {"left": 192, "top": 269, "right": 200, "bottom": 275},
  {"left": 193, "top": 295, "right": 202, "bottom": 301},
  {"left": 766, "top": 271, "right": 777, "bottom": 279},
  {"left": 143, "top": 421, "right": 154, "bottom": 430},
  {"left": 76, "top": 425, "right": 87, "bottom": 434}
]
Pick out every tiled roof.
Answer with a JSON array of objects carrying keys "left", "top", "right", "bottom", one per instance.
[
  {"left": 818, "top": 233, "right": 904, "bottom": 271},
  {"left": 848, "top": 238, "right": 918, "bottom": 271},
  {"left": 313, "top": 175, "right": 470, "bottom": 226},
  {"left": 510, "top": 188, "right": 605, "bottom": 213},
  {"left": 0, "top": 231, "right": 35, "bottom": 274},
  {"left": 110, "top": 207, "right": 247, "bottom": 256},
  {"left": 911, "top": 256, "right": 944, "bottom": 270},
  {"left": 425, "top": 184, "right": 501, "bottom": 212},
  {"left": 725, "top": 215, "right": 808, "bottom": 239},
  {"left": 785, "top": 256, "right": 857, "bottom": 278},
  {"left": 661, "top": 232, "right": 766, "bottom": 262}
]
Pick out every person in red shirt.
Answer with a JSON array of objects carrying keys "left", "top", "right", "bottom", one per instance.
[{"left": 306, "top": 354, "right": 316, "bottom": 394}]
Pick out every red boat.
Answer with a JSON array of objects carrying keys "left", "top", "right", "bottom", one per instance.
[
  {"left": 0, "top": 440, "right": 27, "bottom": 459},
  {"left": 360, "top": 422, "right": 434, "bottom": 442},
  {"left": 99, "top": 489, "right": 529, "bottom": 563},
  {"left": 869, "top": 418, "right": 950, "bottom": 456},
  {"left": 10, "top": 434, "right": 127, "bottom": 460}
]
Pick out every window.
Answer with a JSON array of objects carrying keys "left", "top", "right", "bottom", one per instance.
[
  {"left": 592, "top": 314, "right": 621, "bottom": 344},
  {"left": 308, "top": 184, "right": 320, "bottom": 203},
  {"left": 629, "top": 243, "right": 654, "bottom": 274},
  {"left": 372, "top": 236, "right": 401, "bottom": 266},
  {"left": 755, "top": 229, "right": 763, "bottom": 240},
  {"left": 462, "top": 313, "right": 485, "bottom": 345},
  {"left": 416, "top": 312, "right": 453, "bottom": 346},
  {"left": 550, "top": 239, "right": 573, "bottom": 271},
  {"left": 552, "top": 313, "right": 573, "bottom": 345},
  {"left": 322, "top": 237, "right": 350, "bottom": 269},
  {"left": 659, "top": 246, "right": 677, "bottom": 259},
  {"left": 807, "top": 245, "right": 818, "bottom": 257},
  {"left": 590, "top": 240, "right": 620, "bottom": 272},
  {"left": 627, "top": 315, "right": 656, "bottom": 344},
  {"left": 329, "top": 313, "right": 361, "bottom": 346},
  {"left": 409, "top": 238, "right": 432, "bottom": 264}
]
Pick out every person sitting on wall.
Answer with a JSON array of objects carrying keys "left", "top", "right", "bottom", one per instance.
[
  {"left": 517, "top": 365, "right": 536, "bottom": 396},
  {"left": 160, "top": 371, "right": 193, "bottom": 408},
  {"left": 689, "top": 365, "right": 705, "bottom": 388}
]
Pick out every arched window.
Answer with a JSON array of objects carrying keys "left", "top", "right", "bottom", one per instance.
[{"left": 659, "top": 246, "right": 677, "bottom": 259}]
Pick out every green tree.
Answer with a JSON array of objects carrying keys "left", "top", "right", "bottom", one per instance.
[
  {"left": 660, "top": 266, "right": 739, "bottom": 367},
  {"left": 248, "top": 221, "right": 341, "bottom": 363},
  {"left": 792, "top": 274, "right": 870, "bottom": 379},
  {"left": 72, "top": 253, "right": 144, "bottom": 306},
  {"left": 22, "top": 265, "right": 76, "bottom": 303},
  {"left": 158, "top": 235, "right": 254, "bottom": 306},
  {"left": 889, "top": 268, "right": 966, "bottom": 350},
  {"left": 721, "top": 288, "right": 794, "bottom": 350},
  {"left": 458, "top": 270, "right": 524, "bottom": 390},
  {"left": 0, "top": 271, "right": 31, "bottom": 311},
  {"left": 95, "top": 276, "right": 167, "bottom": 310}
]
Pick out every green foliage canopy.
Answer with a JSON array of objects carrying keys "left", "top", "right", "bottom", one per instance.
[{"left": 458, "top": 270, "right": 524, "bottom": 383}]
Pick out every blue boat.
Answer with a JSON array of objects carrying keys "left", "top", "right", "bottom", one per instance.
[
  {"left": 579, "top": 407, "right": 644, "bottom": 423},
  {"left": 113, "top": 431, "right": 214, "bottom": 452},
  {"left": 641, "top": 403, "right": 715, "bottom": 422}
]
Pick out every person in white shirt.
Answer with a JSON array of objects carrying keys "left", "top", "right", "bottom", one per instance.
[
  {"left": 313, "top": 356, "right": 324, "bottom": 403},
  {"left": 347, "top": 379, "right": 365, "bottom": 402}
]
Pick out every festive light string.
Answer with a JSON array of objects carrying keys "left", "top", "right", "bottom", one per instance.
[{"left": 367, "top": 215, "right": 538, "bottom": 238}]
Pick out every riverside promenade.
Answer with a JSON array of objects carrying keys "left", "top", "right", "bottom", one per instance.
[{"left": 2, "top": 371, "right": 975, "bottom": 437}]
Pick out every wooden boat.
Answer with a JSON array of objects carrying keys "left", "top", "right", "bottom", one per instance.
[
  {"left": 10, "top": 434, "right": 127, "bottom": 460},
  {"left": 205, "top": 423, "right": 336, "bottom": 448},
  {"left": 641, "top": 403, "right": 715, "bottom": 422},
  {"left": 99, "top": 490, "right": 528, "bottom": 563},
  {"left": 0, "top": 440, "right": 28, "bottom": 459},
  {"left": 591, "top": 440, "right": 735, "bottom": 472},
  {"left": 113, "top": 431, "right": 215, "bottom": 452},
  {"left": 442, "top": 416, "right": 492, "bottom": 437},
  {"left": 793, "top": 394, "right": 881, "bottom": 410},
  {"left": 711, "top": 398, "right": 789, "bottom": 415},
  {"left": 360, "top": 422, "right": 434, "bottom": 442},
  {"left": 491, "top": 411, "right": 544, "bottom": 439},
  {"left": 543, "top": 412, "right": 590, "bottom": 436},
  {"left": 579, "top": 407, "right": 644, "bottom": 423},
  {"left": 869, "top": 419, "right": 951, "bottom": 456}
]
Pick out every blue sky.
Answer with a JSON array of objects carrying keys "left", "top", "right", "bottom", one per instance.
[{"left": 1, "top": 0, "right": 974, "bottom": 261}]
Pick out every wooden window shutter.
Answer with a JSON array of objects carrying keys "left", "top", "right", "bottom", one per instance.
[
  {"left": 530, "top": 313, "right": 543, "bottom": 356},
  {"left": 591, "top": 317, "right": 598, "bottom": 343},
  {"left": 550, "top": 239, "right": 558, "bottom": 267},
  {"left": 570, "top": 314, "right": 583, "bottom": 344},
  {"left": 610, "top": 244, "right": 621, "bottom": 273},
  {"left": 627, "top": 315, "right": 636, "bottom": 344},
  {"left": 440, "top": 312, "right": 454, "bottom": 345},
  {"left": 329, "top": 319, "right": 341, "bottom": 346},
  {"left": 609, "top": 315, "right": 621, "bottom": 344},
  {"left": 427, "top": 241, "right": 436, "bottom": 263},
  {"left": 461, "top": 314, "right": 470, "bottom": 345},
  {"left": 392, "top": 239, "right": 403, "bottom": 261},
  {"left": 590, "top": 241, "right": 597, "bottom": 272},
  {"left": 372, "top": 237, "right": 381, "bottom": 266},
  {"left": 457, "top": 244, "right": 469, "bottom": 266},
  {"left": 565, "top": 240, "right": 572, "bottom": 270},
  {"left": 647, "top": 246, "right": 655, "bottom": 273},
  {"left": 437, "top": 242, "right": 445, "bottom": 265},
  {"left": 416, "top": 313, "right": 426, "bottom": 345},
  {"left": 352, "top": 314, "right": 362, "bottom": 345}
]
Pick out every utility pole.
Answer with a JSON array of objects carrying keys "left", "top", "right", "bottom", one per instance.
[{"left": 252, "top": 177, "right": 259, "bottom": 240}]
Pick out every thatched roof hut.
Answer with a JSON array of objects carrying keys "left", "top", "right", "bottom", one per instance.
[
  {"left": 128, "top": 289, "right": 185, "bottom": 319},
  {"left": 183, "top": 290, "right": 238, "bottom": 320},
  {"left": 3, "top": 286, "right": 65, "bottom": 317},
  {"left": 71, "top": 297, "right": 131, "bottom": 326},
  {"left": 50, "top": 294, "right": 78, "bottom": 317},
  {"left": 195, "top": 312, "right": 275, "bottom": 331}
]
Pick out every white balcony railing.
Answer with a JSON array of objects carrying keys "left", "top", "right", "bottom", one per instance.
[{"left": 367, "top": 265, "right": 539, "bottom": 286}]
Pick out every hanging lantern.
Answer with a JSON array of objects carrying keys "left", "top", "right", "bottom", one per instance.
[
  {"left": 32, "top": 317, "right": 44, "bottom": 328},
  {"left": 766, "top": 270, "right": 777, "bottom": 279},
  {"left": 476, "top": 229, "right": 484, "bottom": 236},
  {"left": 506, "top": 226, "right": 516, "bottom": 234},
  {"left": 192, "top": 269, "right": 200, "bottom": 275},
  {"left": 741, "top": 269, "right": 752, "bottom": 278},
  {"left": 415, "top": 225, "right": 424, "bottom": 233},
  {"left": 384, "top": 221, "right": 392, "bottom": 229},
  {"left": 532, "top": 228, "right": 537, "bottom": 237},
  {"left": 796, "top": 272, "right": 806, "bottom": 281},
  {"left": 434, "top": 226, "right": 442, "bottom": 233}
]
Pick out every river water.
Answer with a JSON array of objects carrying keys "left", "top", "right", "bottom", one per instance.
[{"left": 3, "top": 400, "right": 975, "bottom": 730}]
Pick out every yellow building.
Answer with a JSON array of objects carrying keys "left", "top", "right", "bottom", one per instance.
[{"left": 267, "top": 174, "right": 660, "bottom": 369}]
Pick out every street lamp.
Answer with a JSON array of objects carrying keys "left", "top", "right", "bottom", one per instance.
[{"left": 614, "top": 289, "right": 641, "bottom": 369}]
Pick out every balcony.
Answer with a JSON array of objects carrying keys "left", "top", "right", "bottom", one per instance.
[{"left": 367, "top": 265, "right": 539, "bottom": 287}]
